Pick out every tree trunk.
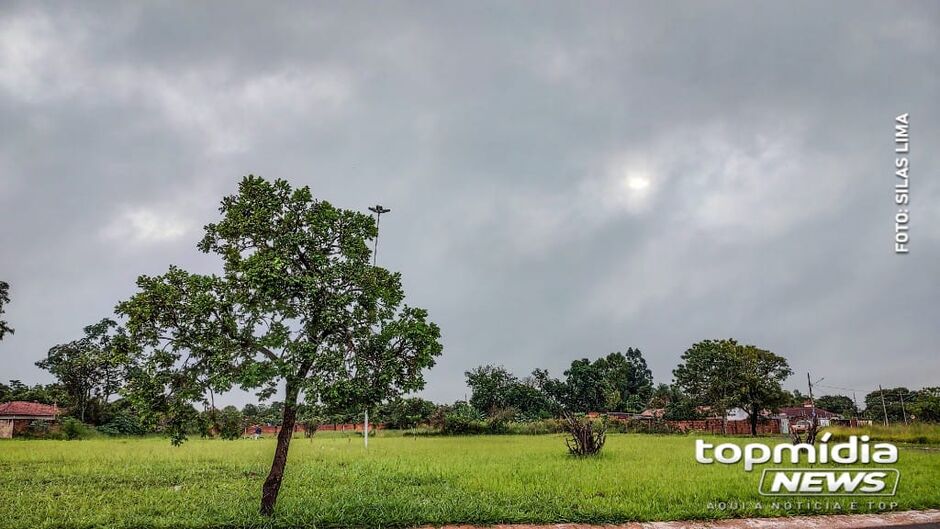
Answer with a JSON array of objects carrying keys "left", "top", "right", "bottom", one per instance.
[
  {"left": 750, "top": 405, "right": 758, "bottom": 436},
  {"left": 260, "top": 383, "right": 299, "bottom": 516}
]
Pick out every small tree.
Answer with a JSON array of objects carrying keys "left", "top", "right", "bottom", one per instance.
[
  {"left": 117, "top": 176, "right": 442, "bottom": 515},
  {"left": 217, "top": 406, "right": 245, "bottom": 440}
]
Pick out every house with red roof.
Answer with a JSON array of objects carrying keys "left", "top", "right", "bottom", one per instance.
[{"left": 0, "top": 401, "right": 61, "bottom": 438}]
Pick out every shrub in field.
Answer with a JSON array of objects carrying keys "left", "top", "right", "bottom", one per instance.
[
  {"left": 563, "top": 414, "right": 607, "bottom": 456},
  {"left": 438, "top": 402, "right": 487, "bottom": 434},
  {"left": 98, "top": 412, "right": 146, "bottom": 436},
  {"left": 61, "top": 417, "right": 95, "bottom": 440},
  {"left": 485, "top": 407, "right": 516, "bottom": 434},
  {"left": 217, "top": 406, "right": 244, "bottom": 440},
  {"left": 508, "top": 418, "right": 565, "bottom": 435}
]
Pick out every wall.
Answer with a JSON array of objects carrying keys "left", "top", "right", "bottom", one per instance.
[
  {"left": 666, "top": 418, "right": 780, "bottom": 435},
  {"left": 0, "top": 419, "right": 12, "bottom": 439}
]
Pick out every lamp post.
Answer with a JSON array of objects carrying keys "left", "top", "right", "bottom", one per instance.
[
  {"left": 368, "top": 205, "right": 390, "bottom": 267},
  {"left": 363, "top": 204, "right": 390, "bottom": 448}
]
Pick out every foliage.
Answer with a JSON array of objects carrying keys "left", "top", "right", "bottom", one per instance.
[
  {"left": 911, "top": 387, "right": 940, "bottom": 423},
  {"left": 60, "top": 417, "right": 95, "bottom": 440},
  {"left": 646, "top": 383, "right": 702, "bottom": 420},
  {"left": 378, "top": 397, "right": 436, "bottom": 429},
  {"left": 464, "top": 365, "right": 517, "bottom": 413},
  {"left": 815, "top": 394, "right": 857, "bottom": 417},
  {"left": 663, "top": 396, "right": 702, "bottom": 421},
  {"left": 863, "top": 387, "right": 913, "bottom": 423},
  {"left": 242, "top": 402, "right": 285, "bottom": 426},
  {"left": 97, "top": 412, "right": 146, "bottom": 436},
  {"left": 296, "top": 403, "right": 326, "bottom": 437},
  {"left": 116, "top": 176, "right": 442, "bottom": 515},
  {"left": 0, "top": 280, "right": 12, "bottom": 341},
  {"left": 0, "top": 379, "right": 70, "bottom": 405},
  {"left": 673, "top": 339, "right": 792, "bottom": 436},
  {"left": 484, "top": 407, "right": 516, "bottom": 433},
  {"left": 35, "top": 319, "right": 127, "bottom": 424},
  {"left": 825, "top": 422, "right": 940, "bottom": 445},
  {"left": 561, "top": 349, "right": 653, "bottom": 413},
  {"left": 784, "top": 389, "right": 809, "bottom": 407},
  {"left": 562, "top": 414, "right": 607, "bottom": 456},
  {"left": 464, "top": 365, "right": 557, "bottom": 419},
  {"left": 23, "top": 420, "right": 52, "bottom": 438},
  {"left": 217, "top": 406, "right": 245, "bottom": 440},
  {"left": 432, "top": 401, "right": 487, "bottom": 434}
]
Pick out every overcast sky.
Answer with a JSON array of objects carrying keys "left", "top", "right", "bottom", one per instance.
[{"left": 1, "top": 2, "right": 938, "bottom": 406}]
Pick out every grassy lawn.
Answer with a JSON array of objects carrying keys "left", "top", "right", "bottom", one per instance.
[
  {"left": 1, "top": 432, "right": 939, "bottom": 528},
  {"left": 824, "top": 423, "right": 940, "bottom": 445}
]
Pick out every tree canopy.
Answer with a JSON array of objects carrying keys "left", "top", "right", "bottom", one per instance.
[
  {"left": 815, "top": 394, "right": 857, "bottom": 417},
  {"left": 561, "top": 349, "right": 654, "bottom": 413},
  {"left": 673, "top": 339, "right": 792, "bottom": 435},
  {"left": 36, "top": 318, "right": 126, "bottom": 423},
  {"left": 116, "top": 176, "right": 443, "bottom": 515}
]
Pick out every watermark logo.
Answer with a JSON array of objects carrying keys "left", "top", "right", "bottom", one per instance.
[{"left": 696, "top": 433, "right": 900, "bottom": 496}]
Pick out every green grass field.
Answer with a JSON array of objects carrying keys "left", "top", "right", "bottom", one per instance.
[
  {"left": 2, "top": 432, "right": 939, "bottom": 528},
  {"left": 824, "top": 423, "right": 940, "bottom": 445}
]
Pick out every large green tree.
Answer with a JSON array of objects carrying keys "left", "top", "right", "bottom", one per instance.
[
  {"left": 117, "top": 176, "right": 442, "bottom": 516},
  {"left": 465, "top": 365, "right": 517, "bottom": 413},
  {"left": 864, "top": 387, "right": 913, "bottom": 424},
  {"left": 36, "top": 318, "right": 126, "bottom": 423},
  {"left": 0, "top": 281, "right": 13, "bottom": 341},
  {"left": 464, "top": 365, "right": 557, "bottom": 419},
  {"left": 815, "top": 394, "right": 857, "bottom": 417},
  {"left": 562, "top": 349, "right": 654, "bottom": 413},
  {"left": 911, "top": 387, "right": 940, "bottom": 423},
  {"left": 673, "top": 339, "right": 792, "bottom": 436}
]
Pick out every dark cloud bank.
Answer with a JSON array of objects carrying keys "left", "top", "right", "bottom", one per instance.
[{"left": 1, "top": 1, "right": 938, "bottom": 405}]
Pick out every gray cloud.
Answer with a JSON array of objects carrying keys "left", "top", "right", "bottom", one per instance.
[{"left": 1, "top": 1, "right": 938, "bottom": 405}]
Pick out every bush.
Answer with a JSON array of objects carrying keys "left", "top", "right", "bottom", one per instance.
[
  {"left": 485, "top": 407, "right": 516, "bottom": 434},
  {"left": 217, "top": 406, "right": 245, "bottom": 440},
  {"left": 563, "top": 414, "right": 607, "bottom": 456},
  {"left": 98, "top": 412, "right": 146, "bottom": 436},
  {"left": 507, "top": 419, "right": 565, "bottom": 435},
  {"left": 61, "top": 417, "right": 95, "bottom": 440},
  {"left": 24, "top": 420, "right": 52, "bottom": 438},
  {"left": 439, "top": 402, "right": 487, "bottom": 435}
]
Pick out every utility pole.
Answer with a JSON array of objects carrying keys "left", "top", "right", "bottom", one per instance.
[
  {"left": 364, "top": 204, "right": 391, "bottom": 449},
  {"left": 899, "top": 389, "right": 908, "bottom": 425},
  {"left": 807, "top": 373, "right": 823, "bottom": 416},
  {"left": 879, "top": 385, "right": 889, "bottom": 426}
]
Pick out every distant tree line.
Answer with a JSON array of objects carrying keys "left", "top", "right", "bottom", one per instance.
[{"left": 4, "top": 328, "right": 940, "bottom": 439}]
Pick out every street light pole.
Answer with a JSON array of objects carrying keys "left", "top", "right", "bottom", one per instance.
[
  {"left": 369, "top": 205, "right": 390, "bottom": 267},
  {"left": 364, "top": 204, "right": 390, "bottom": 448}
]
